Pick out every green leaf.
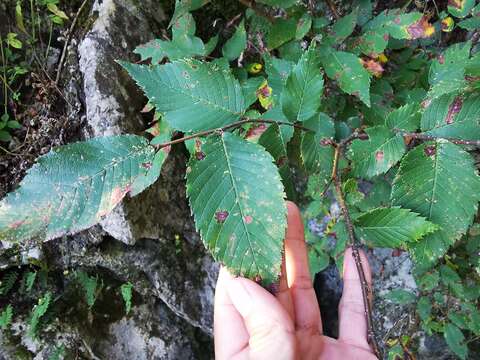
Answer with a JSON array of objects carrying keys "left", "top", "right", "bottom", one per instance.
[
  {"left": 356, "top": 207, "right": 438, "bottom": 248},
  {"left": 384, "top": 288, "right": 417, "bottom": 304},
  {"left": 444, "top": 323, "right": 468, "bottom": 360},
  {"left": 258, "top": 123, "right": 295, "bottom": 200},
  {"left": 356, "top": 30, "right": 389, "bottom": 57},
  {"left": 308, "top": 244, "right": 330, "bottom": 275},
  {"left": 385, "top": 103, "right": 421, "bottom": 132},
  {"left": 222, "top": 19, "right": 247, "bottom": 61},
  {"left": 120, "top": 282, "right": 133, "bottom": 314},
  {"left": 0, "top": 305, "right": 13, "bottom": 330},
  {"left": 331, "top": 9, "right": 358, "bottom": 42},
  {"left": 0, "top": 135, "right": 156, "bottom": 243},
  {"left": 392, "top": 141, "right": 480, "bottom": 263},
  {"left": 264, "top": 54, "right": 294, "bottom": 104},
  {"left": 421, "top": 93, "right": 480, "bottom": 140},
  {"left": 169, "top": 0, "right": 211, "bottom": 26},
  {"left": 135, "top": 14, "right": 206, "bottom": 63},
  {"left": 348, "top": 126, "right": 405, "bottom": 179},
  {"left": 458, "top": 15, "right": 480, "bottom": 30},
  {"left": 301, "top": 113, "right": 335, "bottom": 175},
  {"left": 417, "top": 296, "right": 431, "bottom": 320},
  {"left": 427, "top": 41, "right": 471, "bottom": 99},
  {"left": 76, "top": 271, "right": 100, "bottom": 308},
  {"left": 387, "top": 343, "right": 404, "bottom": 360},
  {"left": 29, "top": 292, "right": 52, "bottom": 337},
  {"left": 281, "top": 44, "right": 324, "bottom": 122},
  {"left": 417, "top": 271, "right": 439, "bottom": 291},
  {"left": 186, "top": 132, "right": 287, "bottom": 284},
  {"left": 25, "top": 271, "right": 37, "bottom": 292},
  {"left": 296, "top": 12, "right": 312, "bottom": 40},
  {"left": 448, "top": 0, "right": 475, "bottom": 18},
  {"left": 266, "top": 18, "right": 297, "bottom": 49},
  {"left": 321, "top": 49, "right": 371, "bottom": 106},
  {"left": 6, "top": 32, "right": 22, "bottom": 49},
  {"left": 0, "top": 130, "right": 12, "bottom": 142},
  {"left": 120, "top": 60, "right": 246, "bottom": 132}
]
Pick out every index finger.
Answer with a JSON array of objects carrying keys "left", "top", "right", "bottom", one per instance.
[{"left": 284, "top": 201, "right": 322, "bottom": 334}]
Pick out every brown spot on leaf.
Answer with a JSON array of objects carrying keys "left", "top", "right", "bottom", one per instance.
[
  {"left": 9, "top": 220, "right": 25, "bottom": 229},
  {"left": 195, "top": 151, "right": 206, "bottom": 160},
  {"left": 421, "top": 98, "right": 432, "bottom": 109},
  {"left": 361, "top": 58, "right": 384, "bottom": 77},
  {"left": 375, "top": 151, "right": 384, "bottom": 162},
  {"left": 161, "top": 145, "right": 171, "bottom": 154},
  {"left": 448, "top": 0, "right": 463, "bottom": 9},
  {"left": 244, "top": 215, "right": 253, "bottom": 224},
  {"left": 245, "top": 123, "right": 267, "bottom": 140},
  {"left": 383, "top": 33, "right": 390, "bottom": 41},
  {"left": 424, "top": 145, "right": 436, "bottom": 157},
  {"left": 276, "top": 156, "right": 287, "bottom": 167},
  {"left": 407, "top": 18, "right": 435, "bottom": 39},
  {"left": 438, "top": 54, "right": 445, "bottom": 64},
  {"left": 142, "top": 162, "right": 153, "bottom": 170},
  {"left": 320, "top": 138, "right": 332, "bottom": 146},
  {"left": 394, "top": 16, "right": 401, "bottom": 24},
  {"left": 215, "top": 210, "right": 229, "bottom": 223},
  {"left": 445, "top": 96, "right": 463, "bottom": 124}
]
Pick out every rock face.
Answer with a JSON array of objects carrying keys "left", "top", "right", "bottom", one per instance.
[{"left": 1, "top": 0, "right": 217, "bottom": 358}]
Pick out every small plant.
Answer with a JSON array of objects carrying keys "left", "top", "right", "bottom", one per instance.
[
  {"left": 1, "top": 0, "right": 480, "bottom": 357},
  {"left": 28, "top": 291, "right": 52, "bottom": 337},
  {"left": 0, "top": 304, "right": 13, "bottom": 330},
  {"left": 76, "top": 271, "right": 101, "bottom": 309},
  {"left": 120, "top": 282, "right": 133, "bottom": 315}
]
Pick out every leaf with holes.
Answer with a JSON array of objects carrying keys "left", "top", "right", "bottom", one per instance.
[
  {"left": 320, "top": 49, "right": 371, "bottom": 106},
  {"left": 281, "top": 43, "right": 323, "bottom": 122},
  {"left": 0, "top": 135, "right": 155, "bottom": 243},
  {"left": 348, "top": 126, "right": 405, "bottom": 179},
  {"left": 186, "top": 132, "right": 286, "bottom": 284},
  {"left": 421, "top": 93, "right": 480, "bottom": 140},
  {"left": 355, "top": 207, "right": 438, "bottom": 248},
  {"left": 391, "top": 141, "right": 480, "bottom": 264},
  {"left": 120, "top": 59, "right": 246, "bottom": 133}
]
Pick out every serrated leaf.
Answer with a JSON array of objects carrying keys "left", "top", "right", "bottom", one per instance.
[
  {"left": 421, "top": 93, "right": 480, "bottom": 140},
  {"left": 258, "top": 123, "right": 295, "bottom": 199},
  {"left": 348, "top": 126, "right": 405, "bottom": 178},
  {"left": 0, "top": 135, "right": 155, "bottom": 243},
  {"left": 222, "top": 19, "right": 247, "bottom": 61},
  {"left": 266, "top": 18, "right": 297, "bottom": 49},
  {"left": 301, "top": 113, "right": 335, "bottom": 176},
  {"left": 444, "top": 323, "right": 468, "bottom": 360},
  {"left": 120, "top": 60, "right": 246, "bottom": 132},
  {"left": 169, "top": 0, "right": 211, "bottom": 26},
  {"left": 241, "top": 76, "right": 266, "bottom": 107},
  {"left": 186, "top": 132, "right": 287, "bottom": 284},
  {"left": 363, "top": 11, "right": 432, "bottom": 40},
  {"left": 458, "top": 15, "right": 480, "bottom": 30},
  {"left": 356, "top": 207, "right": 438, "bottom": 248},
  {"left": 281, "top": 44, "right": 324, "bottom": 122},
  {"left": 417, "top": 296, "right": 432, "bottom": 320},
  {"left": 0, "top": 305, "right": 13, "bottom": 330},
  {"left": 384, "top": 288, "right": 417, "bottom": 304},
  {"left": 356, "top": 30, "right": 389, "bottom": 57},
  {"left": 264, "top": 54, "right": 294, "bottom": 104},
  {"left": 331, "top": 9, "right": 358, "bottom": 42},
  {"left": 386, "top": 103, "right": 421, "bottom": 132},
  {"left": 296, "top": 12, "right": 312, "bottom": 40},
  {"left": 392, "top": 141, "right": 480, "bottom": 264},
  {"left": 321, "top": 49, "right": 371, "bottom": 106},
  {"left": 135, "top": 14, "right": 207, "bottom": 63},
  {"left": 427, "top": 42, "right": 471, "bottom": 99}
]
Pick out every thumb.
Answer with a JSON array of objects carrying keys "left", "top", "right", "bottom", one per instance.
[{"left": 224, "top": 269, "right": 296, "bottom": 360}]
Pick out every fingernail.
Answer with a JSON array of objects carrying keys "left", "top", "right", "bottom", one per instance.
[{"left": 226, "top": 278, "right": 253, "bottom": 317}]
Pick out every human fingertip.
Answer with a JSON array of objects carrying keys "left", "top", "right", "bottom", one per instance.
[{"left": 226, "top": 277, "right": 253, "bottom": 317}]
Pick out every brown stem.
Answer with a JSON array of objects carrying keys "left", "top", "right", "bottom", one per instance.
[
  {"left": 398, "top": 131, "right": 480, "bottom": 147},
  {"left": 155, "top": 118, "right": 311, "bottom": 149},
  {"left": 55, "top": 0, "right": 90, "bottom": 84},
  {"left": 326, "top": 132, "right": 381, "bottom": 358},
  {"left": 237, "top": 0, "right": 275, "bottom": 22},
  {"left": 325, "top": 0, "right": 340, "bottom": 19}
]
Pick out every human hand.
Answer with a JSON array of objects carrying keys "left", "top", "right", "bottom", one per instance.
[{"left": 214, "top": 201, "right": 377, "bottom": 360}]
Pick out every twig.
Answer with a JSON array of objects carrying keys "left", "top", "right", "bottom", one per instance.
[
  {"left": 325, "top": 131, "right": 381, "bottom": 358},
  {"left": 325, "top": 0, "right": 340, "bottom": 19},
  {"left": 155, "top": 118, "right": 311, "bottom": 149},
  {"left": 55, "top": 0, "right": 89, "bottom": 84},
  {"left": 397, "top": 131, "right": 480, "bottom": 147},
  {"left": 237, "top": 0, "right": 275, "bottom": 22}
]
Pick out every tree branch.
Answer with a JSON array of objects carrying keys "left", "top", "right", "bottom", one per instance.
[
  {"left": 398, "top": 131, "right": 480, "bottom": 147},
  {"left": 325, "top": 0, "right": 340, "bottom": 19},
  {"left": 324, "top": 131, "right": 382, "bottom": 358},
  {"left": 155, "top": 118, "right": 311, "bottom": 149}
]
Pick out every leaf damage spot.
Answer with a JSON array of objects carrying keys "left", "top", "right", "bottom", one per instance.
[
  {"left": 9, "top": 220, "right": 26, "bottom": 230},
  {"left": 215, "top": 210, "right": 229, "bottom": 223},
  {"left": 142, "top": 161, "right": 153, "bottom": 170},
  {"left": 406, "top": 18, "right": 435, "bottom": 39},
  {"left": 195, "top": 151, "right": 206, "bottom": 160},
  {"left": 244, "top": 215, "right": 253, "bottom": 224},
  {"left": 445, "top": 96, "right": 463, "bottom": 124},
  {"left": 276, "top": 156, "right": 287, "bottom": 167},
  {"left": 375, "top": 151, "right": 384, "bottom": 162},
  {"left": 161, "top": 145, "right": 171, "bottom": 154},
  {"left": 424, "top": 145, "right": 436, "bottom": 157}
]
